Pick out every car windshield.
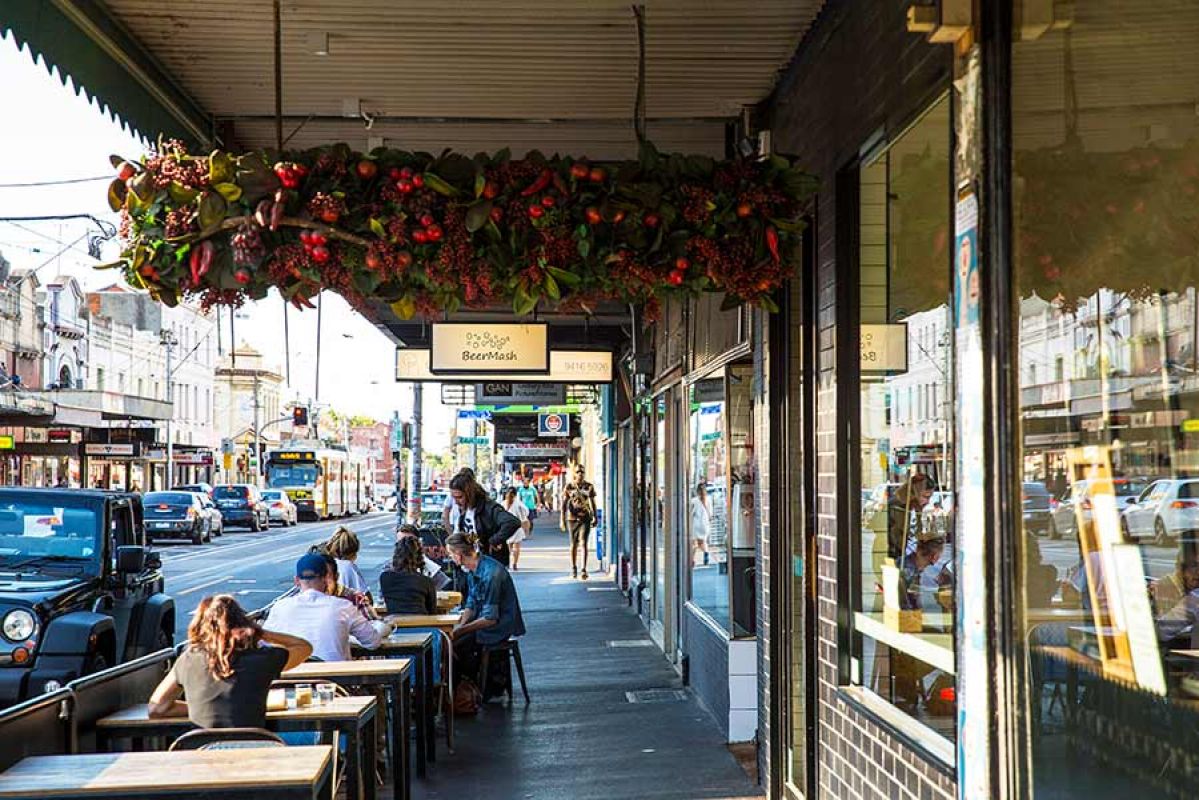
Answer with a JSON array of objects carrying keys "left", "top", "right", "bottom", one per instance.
[
  {"left": 214, "top": 486, "right": 249, "bottom": 500},
  {"left": 266, "top": 464, "right": 318, "bottom": 488},
  {"left": 0, "top": 494, "right": 101, "bottom": 565},
  {"left": 262, "top": 491, "right": 283, "bottom": 500},
  {"left": 145, "top": 492, "right": 194, "bottom": 505}
]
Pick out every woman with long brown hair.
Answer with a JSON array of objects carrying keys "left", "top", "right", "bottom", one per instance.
[{"left": 148, "top": 594, "right": 312, "bottom": 727}]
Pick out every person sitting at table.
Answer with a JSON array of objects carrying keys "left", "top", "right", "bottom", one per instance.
[
  {"left": 449, "top": 472, "right": 521, "bottom": 567},
  {"left": 148, "top": 594, "right": 312, "bottom": 727},
  {"left": 326, "top": 525, "right": 371, "bottom": 600},
  {"left": 898, "top": 530, "right": 954, "bottom": 614},
  {"left": 266, "top": 553, "right": 390, "bottom": 662},
  {"left": 1151, "top": 550, "right": 1199, "bottom": 620},
  {"left": 396, "top": 522, "right": 452, "bottom": 590},
  {"left": 445, "top": 531, "right": 525, "bottom": 695},
  {"left": 309, "top": 546, "right": 377, "bottom": 620},
  {"left": 380, "top": 537, "right": 437, "bottom": 615}
]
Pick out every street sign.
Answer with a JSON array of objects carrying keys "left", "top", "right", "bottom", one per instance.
[
  {"left": 430, "top": 323, "right": 549, "bottom": 375},
  {"left": 538, "top": 413, "right": 568, "bottom": 437},
  {"left": 221, "top": 438, "right": 235, "bottom": 455},
  {"left": 477, "top": 382, "right": 567, "bottom": 404},
  {"left": 457, "top": 409, "right": 493, "bottom": 420},
  {"left": 459, "top": 436, "right": 489, "bottom": 445}
]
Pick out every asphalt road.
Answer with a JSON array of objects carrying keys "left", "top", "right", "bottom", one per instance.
[{"left": 157, "top": 511, "right": 399, "bottom": 642}]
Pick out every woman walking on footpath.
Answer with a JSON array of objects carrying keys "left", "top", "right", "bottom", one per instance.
[
  {"left": 690, "top": 484, "right": 712, "bottom": 566},
  {"left": 560, "top": 464, "right": 597, "bottom": 580},
  {"left": 449, "top": 472, "right": 521, "bottom": 567},
  {"left": 501, "top": 486, "right": 532, "bottom": 571}
]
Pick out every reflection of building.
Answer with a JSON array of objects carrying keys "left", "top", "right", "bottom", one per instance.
[
  {"left": 349, "top": 420, "right": 394, "bottom": 488},
  {"left": 1, "top": 268, "right": 44, "bottom": 390},
  {"left": 214, "top": 344, "right": 284, "bottom": 484}
]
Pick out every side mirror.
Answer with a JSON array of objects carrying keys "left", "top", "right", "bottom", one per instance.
[{"left": 116, "top": 545, "right": 147, "bottom": 574}]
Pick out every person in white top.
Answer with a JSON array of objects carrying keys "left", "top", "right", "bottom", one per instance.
[
  {"left": 265, "top": 553, "right": 389, "bottom": 662},
  {"left": 326, "top": 526, "right": 370, "bottom": 596},
  {"left": 442, "top": 468, "right": 476, "bottom": 530},
  {"left": 500, "top": 486, "right": 531, "bottom": 571},
  {"left": 690, "top": 484, "right": 712, "bottom": 566}
]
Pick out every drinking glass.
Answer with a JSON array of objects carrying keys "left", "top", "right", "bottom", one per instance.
[
  {"left": 296, "top": 683, "right": 314, "bottom": 706},
  {"left": 317, "top": 682, "right": 337, "bottom": 704}
]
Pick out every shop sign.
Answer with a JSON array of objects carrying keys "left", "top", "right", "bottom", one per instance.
[
  {"left": 456, "top": 409, "right": 493, "bottom": 420},
  {"left": 497, "top": 443, "right": 568, "bottom": 459},
  {"left": 0, "top": 435, "right": 13, "bottom": 450},
  {"left": 430, "top": 323, "right": 549, "bottom": 375},
  {"left": 1183, "top": 419, "right": 1199, "bottom": 433},
  {"left": 859, "top": 323, "right": 908, "bottom": 373},
  {"left": 24, "top": 428, "right": 47, "bottom": 444},
  {"left": 397, "top": 348, "right": 612, "bottom": 383},
  {"left": 145, "top": 448, "right": 167, "bottom": 461},
  {"left": 537, "top": 413, "right": 568, "bottom": 437},
  {"left": 458, "top": 436, "right": 489, "bottom": 445},
  {"left": 84, "top": 443, "right": 136, "bottom": 457},
  {"left": 476, "top": 382, "right": 567, "bottom": 405},
  {"left": 174, "top": 451, "right": 214, "bottom": 465},
  {"left": 48, "top": 429, "right": 74, "bottom": 443}
]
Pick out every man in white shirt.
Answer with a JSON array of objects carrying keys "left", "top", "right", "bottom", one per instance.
[{"left": 266, "top": 553, "right": 390, "bottom": 662}]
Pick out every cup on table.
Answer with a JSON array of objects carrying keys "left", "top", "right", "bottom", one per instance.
[
  {"left": 285, "top": 686, "right": 297, "bottom": 710},
  {"left": 317, "top": 682, "right": 337, "bottom": 705},
  {"left": 296, "top": 683, "right": 314, "bottom": 706}
]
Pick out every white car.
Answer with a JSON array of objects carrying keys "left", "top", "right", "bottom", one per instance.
[
  {"left": 261, "top": 490, "right": 298, "bottom": 527},
  {"left": 1048, "top": 477, "right": 1150, "bottom": 540},
  {"left": 1121, "top": 478, "right": 1199, "bottom": 546}
]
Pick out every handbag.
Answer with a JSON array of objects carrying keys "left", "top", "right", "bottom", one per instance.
[{"left": 452, "top": 677, "right": 483, "bottom": 715}]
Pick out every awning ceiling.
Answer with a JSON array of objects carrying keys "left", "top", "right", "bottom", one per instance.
[{"left": 3, "top": 0, "right": 823, "bottom": 348}]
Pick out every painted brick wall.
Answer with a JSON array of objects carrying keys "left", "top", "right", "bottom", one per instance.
[{"left": 766, "top": 0, "right": 957, "bottom": 797}]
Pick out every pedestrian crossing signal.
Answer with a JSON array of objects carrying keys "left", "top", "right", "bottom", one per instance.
[{"left": 293, "top": 406, "right": 309, "bottom": 427}]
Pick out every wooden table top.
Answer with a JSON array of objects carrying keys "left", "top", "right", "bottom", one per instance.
[
  {"left": 373, "top": 592, "right": 462, "bottom": 616},
  {"left": 385, "top": 612, "right": 462, "bottom": 629},
  {"left": 0, "top": 745, "right": 332, "bottom": 797},
  {"left": 283, "top": 658, "right": 411, "bottom": 679},
  {"left": 96, "top": 695, "right": 376, "bottom": 730}
]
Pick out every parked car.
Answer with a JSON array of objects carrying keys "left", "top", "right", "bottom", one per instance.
[
  {"left": 194, "top": 493, "right": 223, "bottom": 537},
  {"left": 261, "top": 489, "right": 298, "bottom": 527},
  {"left": 212, "top": 484, "right": 269, "bottom": 531},
  {"left": 1021, "top": 481, "right": 1053, "bottom": 535},
  {"left": 173, "top": 483, "right": 214, "bottom": 498},
  {"left": 1047, "top": 477, "right": 1150, "bottom": 540},
  {"left": 143, "top": 491, "right": 212, "bottom": 544},
  {"left": 0, "top": 488, "right": 172, "bottom": 706},
  {"left": 1121, "top": 478, "right": 1199, "bottom": 546}
]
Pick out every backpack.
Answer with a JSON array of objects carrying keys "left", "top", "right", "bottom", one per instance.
[{"left": 566, "top": 482, "right": 593, "bottom": 521}]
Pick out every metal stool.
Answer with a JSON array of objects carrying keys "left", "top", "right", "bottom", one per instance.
[{"left": 477, "top": 639, "right": 530, "bottom": 704}]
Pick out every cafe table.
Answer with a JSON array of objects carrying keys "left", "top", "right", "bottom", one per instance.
[
  {"left": 0, "top": 745, "right": 334, "bottom": 799},
  {"left": 94, "top": 696, "right": 379, "bottom": 800},
  {"left": 355, "top": 632, "right": 441, "bottom": 755},
  {"left": 372, "top": 591, "right": 462, "bottom": 618},
  {"left": 384, "top": 613, "right": 463, "bottom": 750},
  {"left": 283, "top": 657, "right": 417, "bottom": 790}
]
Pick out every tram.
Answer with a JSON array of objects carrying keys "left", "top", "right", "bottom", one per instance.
[{"left": 264, "top": 442, "right": 369, "bottom": 520}]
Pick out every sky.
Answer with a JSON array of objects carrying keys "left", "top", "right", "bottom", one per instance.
[{"left": 0, "top": 35, "right": 455, "bottom": 449}]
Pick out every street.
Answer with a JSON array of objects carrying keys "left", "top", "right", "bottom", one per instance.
[
  {"left": 157, "top": 511, "right": 397, "bottom": 642},
  {"left": 1037, "top": 536, "right": 1181, "bottom": 583}
]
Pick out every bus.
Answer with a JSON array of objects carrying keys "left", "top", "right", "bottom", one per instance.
[{"left": 264, "top": 442, "right": 369, "bottom": 520}]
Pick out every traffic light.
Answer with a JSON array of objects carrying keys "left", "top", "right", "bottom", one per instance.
[
  {"left": 401, "top": 422, "right": 413, "bottom": 449},
  {"left": 293, "top": 406, "right": 309, "bottom": 427}
]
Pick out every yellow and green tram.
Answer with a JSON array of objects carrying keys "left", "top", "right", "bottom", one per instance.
[{"left": 265, "top": 443, "right": 369, "bottom": 520}]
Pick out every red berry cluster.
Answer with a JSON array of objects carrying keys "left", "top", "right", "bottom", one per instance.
[
  {"left": 387, "top": 166, "right": 425, "bottom": 196},
  {"left": 681, "top": 185, "right": 715, "bottom": 225},
  {"left": 273, "top": 162, "right": 308, "bottom": 190},
  {"left": 163, "top": 208, "right": 196, "bottom": 240},
  {"left": 305, "top": 193, "right": 344, "bottom": 225},
  {"left": 198, "top": 288, "right": 247, "bottom": 312},
  {"left": 412, "top": 213, "right": 443, "bottom": 245},
  {"left": 364, "top": 243, "right": 413, "bottom": 276},
  {"left": 298, "top": 229, "right": 331, "bottom": 264}
]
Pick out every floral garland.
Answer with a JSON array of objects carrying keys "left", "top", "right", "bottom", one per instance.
[{"left": 105, "top": 139, "right": 815, "bottom": 321}]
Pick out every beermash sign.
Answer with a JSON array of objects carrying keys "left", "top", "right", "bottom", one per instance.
[
  {"left": 397, "top": 348, "right": 613, "bottom": 383},
  {"left": 430, "top": 323, "right": 549, "bottom": 375}
]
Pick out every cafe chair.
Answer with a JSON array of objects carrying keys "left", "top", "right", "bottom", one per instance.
[
  {"left": 478, "top": 639, "right": 530, "bottom": 704},
  {"left": 169, "top": 728, "right": 285, "bottom": 751}
]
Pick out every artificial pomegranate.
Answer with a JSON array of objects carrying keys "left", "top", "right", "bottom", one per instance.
[
  {"left": 570, "top": 162, "right": 590, "bottom": 180},
  {"left": 643, "top": 213, "right": 660, "bottom": 228},
  {"left": 675, "top": 257, "right": 690, "bottom": 272},
  {"left": 412, "top": 229, "right": 429, "bottom": 244},
  {"left": 528, "top": 204, "right": 545, "bottom": 219},
  {"left": 735, "top": 203, "right": 753, "bottom": 218},
  {"left": 396, "top": 250, "right": 413, "bottom": 270},
  {"left": 668, "top": 270, "right": 685, "bottom": 286},
  {"left": 541, "top": 195, "right": 556, "bottom": 208},
  {"left": 420, "top": 214, "right": 435, "bottom": 228},
  {"left": 426, "top": 224, "right": 443, "bottom": 242},
  {"left": 588, "top": 167, "right": 606, "bottom": 183},
  {"left": 116, "top": 161, "right": 136, "bottom": 181},
  {"left": 482, "top": 181, "right": 499, "bottom": 199},
  {"left": 365, "top": 252, "right": 383, "bottom": 271},
  {"left": 234, "top": 269, "right": 252, "bottom": 284},
  {"left": 356, "top": 160, "right": 377, "bottom": 180},
  {"left": 584, "top": 207, "right": 602, "bottom": 225},
  {"left": 411, "top": 174, "right": 425, "bottom": 189},
  {"left": 310, "top": 245, "right": 330, "bottom": 263}
]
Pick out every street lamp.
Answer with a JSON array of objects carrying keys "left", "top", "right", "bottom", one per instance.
[{"left": 159, "top": 328, "right": 178, "bottom": 489}]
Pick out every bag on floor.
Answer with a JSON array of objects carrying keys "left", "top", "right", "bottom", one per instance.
[{"left": 453, "top": 678, "right": 483, "bottom": 715}]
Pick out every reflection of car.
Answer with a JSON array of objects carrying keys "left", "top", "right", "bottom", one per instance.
[
  {"left": 0, "top": 488, "right": 172, "bottom": 705},
  {"left": 1121, "top": 478, "right": 1199, "bottom": 546},
  {"left": 1021, "top": 482, "right": 1053, "bottom": 534},
  {"left": 1047, "top": 478, "right": 1150, "bottom": 540},
  {"left": 195, "top": 493, "right": 223, "bottom": 537},
  {"left": 420, "top": 491, "right": 448, "bottom": 525},
  {"left": 261, "top": 490, "right": 298, "bottom": 527},
  {"left": 212, "top": 484, "right": 269, "bottom": 531},
  {"left": 143, "top": 491, "right": 211, "bottom": 544}
]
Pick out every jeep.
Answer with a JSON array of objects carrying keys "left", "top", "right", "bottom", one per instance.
[{"left": 0, "top": 488, "right": 173, "bottom": 707}]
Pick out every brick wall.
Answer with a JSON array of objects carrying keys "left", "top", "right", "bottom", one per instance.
[{"left": 766, "top": 0, "right": 957, "bottom": 797}]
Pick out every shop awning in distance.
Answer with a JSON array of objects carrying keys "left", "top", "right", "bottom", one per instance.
[{"left": 40, "top": 390, "right": 172, "bottom": 428}]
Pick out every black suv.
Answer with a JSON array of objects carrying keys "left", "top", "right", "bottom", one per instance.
[{"left": 0, "top": 488, "right": 173, "bottom": 706}]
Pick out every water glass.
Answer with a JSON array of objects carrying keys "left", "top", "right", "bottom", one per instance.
[
  {"left": 317, "top": 682, "right": 337, "bottom": 705},
  {"left": 285, "top": 686, "right": 297, "bottom": 710}
]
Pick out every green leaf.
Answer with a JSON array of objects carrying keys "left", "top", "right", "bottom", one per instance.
[
  {"left": 128, "top": 171, "right": 155, "bottom": 204},
  {"left": 465, "top": 201, "right": 493, "bottom": 233},
  {"left": 391, "top": 297, "right": 416, "bottom": 320},
  {"left": 514, "top": 289, "right": 539, "bottom": 316},
  {"left": 198, "top": 191, "right": 228, "bottom": 232},
  {"left": 577, "top": 238, "right": 591, "bottom": 258},
  {"left": 213, "top": 182, "right": 243, "bottom": 203},
  {"left": 545, "top": 266, "right": 581, "bottom": 288},
  {"left": 422, "top": 172, "right": 460, "bottom": 198},
  {"left": 369, "top": 217, "right": 388, "bottom": 238},
  {"left": 759, "top": 295, "right": 781, "bottom": 313},
  {"left": 107, "top": 179, "right": 127, "bottom": 212},
  {"left": 474, "top": 173, "right": 486, "bottom": 199},
  {"left": 94, "top": 259, "right": 125, "bottom": 270},
  {"left": 109, "top": 154, "right": 125, "bottom": 169},
  {"left": 544, "top": 274, "right": 561, "bottom": 301},
  {"left": 720, "top": 293, "right": 742, "bottom": 311},
  {"left": 168, "top": 181, "right": 200, "bottom": 205},
  {"left": 484, "top": 221, "right": 502, "bottom": 243},
  {"left": 209, "top": 151, "right": 235, "bottom": 185}
]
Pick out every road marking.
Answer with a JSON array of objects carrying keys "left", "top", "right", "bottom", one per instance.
[{"left": 175, "top": 576, "right": 232, "bottom": 596}]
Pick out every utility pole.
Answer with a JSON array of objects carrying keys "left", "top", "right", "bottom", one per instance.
[
  {"left": 159, "top": 328, "right": 178, "bottom": 490},
  {"left": 407, "top": 382, "right": 423, "bottom": 524},
  {"left": 252, "top": 371, "right": 261, "bottom": 487}
]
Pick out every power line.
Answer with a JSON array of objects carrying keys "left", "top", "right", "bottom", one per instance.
[{"left": 0, "top": 175, "right": 112, "bottom": 188}]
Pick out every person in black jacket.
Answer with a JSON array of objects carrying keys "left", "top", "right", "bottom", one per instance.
[
  {"left": 380, "top": 537, "right": 437, "bottom": 615},
  {"left": 449, "top": 472, "right": 520, "bottom": 567}
]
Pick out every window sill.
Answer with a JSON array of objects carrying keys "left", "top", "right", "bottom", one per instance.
[
  {"left": 835, "top": 685, "right": 956, "bottom": 777},
  {"left": 853, "top": 611, "right": 955, "bottom": 674},
  {"left": 684, "top": 601, "right": 732, "bottom": 640}
]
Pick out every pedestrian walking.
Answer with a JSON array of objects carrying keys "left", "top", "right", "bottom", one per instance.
[
  {"left": 501, "top": 486, "right": 532, "bottom": 571},
  {"left": 690, "top": 484, "right": 711, "bottom": 566},
  {"left": 560, "top": 464, "right": 597, "bottom": 579}
]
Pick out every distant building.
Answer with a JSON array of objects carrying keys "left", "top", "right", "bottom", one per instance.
[
  {"left": 349, "top": 419, "right": 395, "bottom": 489},
  {"left": 214, "top": 344, "right": 284, "bottom": 484}
]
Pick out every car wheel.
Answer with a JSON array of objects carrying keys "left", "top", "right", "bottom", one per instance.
[
  {"left": 191, "top": 524, "right": 204, "bottom": 545},
  {"left": 1154, "top": 518, "right": 1174, "bottom": 548},
  {"left": 250, "top": 515, "right": 261, "bottom": 533},
  {"left": 1048, "top": 518, "right": 1061, "bottom": 540},
  {"left": 155, "top": 626, "right": 173, "bottom": 652}
]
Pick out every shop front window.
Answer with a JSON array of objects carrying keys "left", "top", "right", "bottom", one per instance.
[
  {"left": 653, "top": 393, "right": 668, "bottom": 624},
  {"left": 850, "top": 94, "right": 956, "bottom": 741},
  {"left": 1013, "top": 4, "right": 1199, "bottom": 795}
]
